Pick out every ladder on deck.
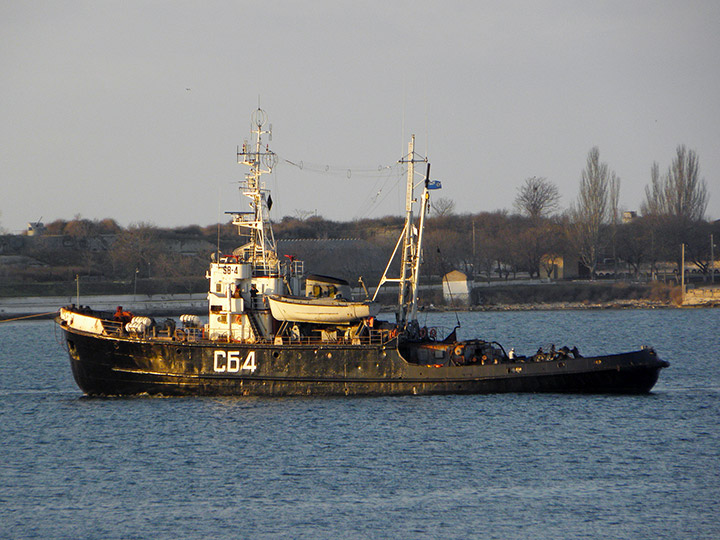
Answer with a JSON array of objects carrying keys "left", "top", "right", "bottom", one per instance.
[{"left": 245, "top": 309, "right": 264, "bottom": 340}]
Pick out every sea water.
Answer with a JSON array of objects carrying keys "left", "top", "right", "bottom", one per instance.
[{"left": 1, "top": 309, "right": 719, "bottom": 539}]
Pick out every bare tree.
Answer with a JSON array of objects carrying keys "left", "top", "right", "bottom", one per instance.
[
  {"left": 570, "top": 147, "right": 616, "bottom": 279},
  {"left": 616, "top": 218, "right": 651, "bottom": 278},
  {"left": 431, "top": 197, "right": 455, "bottom": 217},
  {"left": 641, "top": 162, "right": 664, "bottom": 216},
  {"left": 642, "top": 146, "right": 708, "bottom": 222},
  {"left": 109, "top": 222, "right": 164, "bottom": 277},
  {"left": 641, "top": 145, "right": 709, "bottom": 273},
  {"left": 665, "top": 145, "right": 708, "bottom": 222},
  {"left": 293, "top": 209, "right": 315, "bottom": 221},
  {"left": 63, "top": 214, "right": 92, "bottom": 237},
  {"left": 522, "top": 220, "right": 566, "bottom": 279},
  {"left": 609, "top": 175, "right": 621, "bottom": 275},
  {"left": 514, "top": 176, "right": 561, "bottom": 220}
]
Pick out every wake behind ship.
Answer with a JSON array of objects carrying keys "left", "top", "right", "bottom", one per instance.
[{"left": 57, "top": 109, "right": 669, "bottom": 396}]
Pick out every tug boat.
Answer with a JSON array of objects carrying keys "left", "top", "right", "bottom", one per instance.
[{"left": 56, "top": 109, "right": 669, "bottom": 396}]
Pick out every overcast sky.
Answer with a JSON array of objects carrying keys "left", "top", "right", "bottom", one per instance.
[{"left": 2, "top": 1, "right": 719, "bottom": 233}]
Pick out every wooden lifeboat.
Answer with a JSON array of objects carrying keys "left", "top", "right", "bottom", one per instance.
[{"left": 266, "top": 294, "right": 380, "bottom": 323}]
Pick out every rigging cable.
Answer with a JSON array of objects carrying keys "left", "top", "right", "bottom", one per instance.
[
  {"left": 282, "top": 157, "right": 397, "bottom": 178},
  {"left": 0, "top": 311, "right": 58, "bottom": 324},
  {"left": 354, "top": 166, "right": 404, "bottom": 219},
  {"left": 436, "top": 246, "right": 462, "bottom": 330},
  {"left": 279, "top": 156, "right": 406, "bottom": 220}
]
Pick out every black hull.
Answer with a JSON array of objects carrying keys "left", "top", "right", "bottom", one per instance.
[{"left": 60, "top": 324, "right": 668, "bottom": 397}]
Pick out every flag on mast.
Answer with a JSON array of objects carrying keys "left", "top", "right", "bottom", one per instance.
[{"left": 427, "top": 180, "right": 442, "bottom": 190}]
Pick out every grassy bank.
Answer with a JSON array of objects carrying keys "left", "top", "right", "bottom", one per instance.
[
  {"left": 0, "top": 277, "right": 207, "bottom": 298},
  {"left": 1, "top": 278, "right": 683, "bottom": 309},
  {"left": 470, "top": 282, "right": 680, "bottom": 307},
  {"left": 374, "top": 281, "right": 683, "bottom": 310}
]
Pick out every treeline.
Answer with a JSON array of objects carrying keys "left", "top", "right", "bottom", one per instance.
[
  {"left": 1, "top": 206, "right": 717, "bottom": 290},
  {"left": 1, "top": 145, "right": 717, "bottom": 292}
]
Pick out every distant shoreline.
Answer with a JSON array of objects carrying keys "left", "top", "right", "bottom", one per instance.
[
  {"left": 3, "top": 293, "right": 718, "bottom": 322},
  {"left": 0, "top": 293, "right": 206, "bottom": 321},
  {"left": 420, "top": 299, "right": 718, "bottom": 311},
  {"left": 469, "top": 300, "right": 675, "bottom": 311}
]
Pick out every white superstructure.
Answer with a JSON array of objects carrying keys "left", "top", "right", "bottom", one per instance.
[{"left": 205, "top": 109, "right": 303, "bottom": 342}]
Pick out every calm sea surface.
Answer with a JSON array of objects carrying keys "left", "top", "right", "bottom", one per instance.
[{"left": 1, "top": 309, "right": 719, "bottom": 539}]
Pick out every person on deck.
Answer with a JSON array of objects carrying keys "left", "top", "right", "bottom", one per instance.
[
  {"left": 250, "top": 284, "right": 258, "bottom": 309},
  {"left": 114, "top": 306, "right": 133, "bottom": 324}
]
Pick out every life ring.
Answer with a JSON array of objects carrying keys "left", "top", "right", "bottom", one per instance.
[
  {"left": 419, "top": 327, "right": 427, "bottom": 339},
  {"left": 454, "top": 345, "right": 465, "bottom": 357},
  {"left": 389, "top": 328, "right": 398, "bottom": 339},
  {"left": 234, "top": 314, "right": 242, "bottom": 324},
  {"left": 175, "top": 328, "right": 186, "bottom": 341},
  {"left": 428, "top": 328, "right": 437, "bottom": 340}
]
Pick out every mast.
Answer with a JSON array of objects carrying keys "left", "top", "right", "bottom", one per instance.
[
  {"left": 397, "top": 135, "right": 416, "bottom": 317},
  {"left": 233, "top": 108, "right": 279, "bottom": 271},
  {"left": 206, "top": 108, "right": 288, "bottom": 343},
  {"left": 409, "top": 163, "right": 431, "bottom": 322},
  {"left": 373, "top": 135, "right": 431, "bottom": 328}
]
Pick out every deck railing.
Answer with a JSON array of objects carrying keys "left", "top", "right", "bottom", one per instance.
[
  {"left": 65, "top": 307, "right": 402, "bottom": 347},
  {"left": 99, "top": 319, "right": 395, "bottom": 346}
]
